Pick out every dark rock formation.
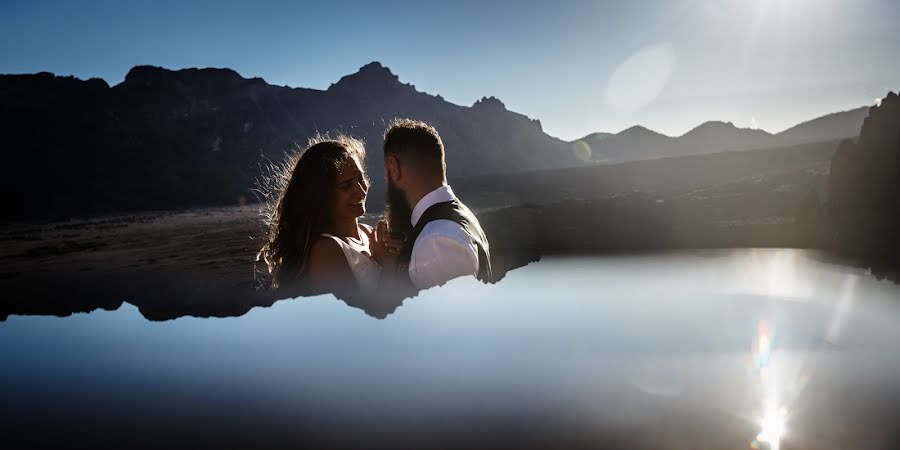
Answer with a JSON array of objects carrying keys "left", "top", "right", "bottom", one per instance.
[
  {"left": 0, "top": 62, "right": 580, "bottom": 222},
  {"left": 828, "top": 92, "right": 900, "bottom": 263}
]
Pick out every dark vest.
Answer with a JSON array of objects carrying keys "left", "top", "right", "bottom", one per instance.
[{"left": 398, "top": 199, "right": 493, "bottom": 285}]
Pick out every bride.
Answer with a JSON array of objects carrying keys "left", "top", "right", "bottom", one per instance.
[{"left": 257, "top": 135, "right": 403, "bottom": 313}]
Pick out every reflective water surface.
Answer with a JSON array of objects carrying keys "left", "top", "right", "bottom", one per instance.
[{"left": 3, "top": 249, "right": 900, "bottom": 449}]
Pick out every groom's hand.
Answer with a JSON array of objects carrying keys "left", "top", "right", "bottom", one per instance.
[{"left": 371, "top": 219, "right": 403, "bottom": 268}]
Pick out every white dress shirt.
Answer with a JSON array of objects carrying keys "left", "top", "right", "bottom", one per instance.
[{"left": 408, "top": 185, "right": 479, "bottom": 290}]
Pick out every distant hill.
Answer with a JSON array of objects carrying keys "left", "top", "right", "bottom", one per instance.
[
  {"left": 575, "top": 107, "right": 869, "bottom": 163},
  {"left": 458, "top": 139, "right": 840, "bottom": 208},
  {"left": 776, "top": 106, "right": 870, "bottom": 145},
  {"left": 579, "top": 126, "right": 670, "bottom": 162},
  {"left": 678, "top": 120, "right": 774, "bottom": 153},
  {"left": 0, "top": 62, "right": 579, "bottom": 221}
]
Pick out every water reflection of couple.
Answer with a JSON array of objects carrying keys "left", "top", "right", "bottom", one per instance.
[{"left": 257, "top": 119, "right": 493, "bottom": 317}]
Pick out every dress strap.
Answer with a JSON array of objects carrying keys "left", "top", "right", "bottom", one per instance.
[{"left": 320, "top": 233, "right": 348, "bottom": 247}]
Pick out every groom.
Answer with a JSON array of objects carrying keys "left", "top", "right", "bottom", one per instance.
[{"left": 381, "top": 118, "right": 492, "bottom": 290}]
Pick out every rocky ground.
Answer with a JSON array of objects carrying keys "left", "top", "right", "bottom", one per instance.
[
  {"left": 1, "top": 206, "right": 273, "bottom": 320},
  {"left": 0, "top": 203, "right": 542, "bottom": 321}
]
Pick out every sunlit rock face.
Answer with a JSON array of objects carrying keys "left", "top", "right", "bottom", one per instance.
[
  {"left": 829, "top": 92, "right": 900, "bottom": 262},
  {"left": 0, "top": 62, "right": 579, "bottom": 222}
]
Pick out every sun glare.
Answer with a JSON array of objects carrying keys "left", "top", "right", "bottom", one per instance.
[
  {"left": 751, "top": 320, "right": 787, "bottom": 450},
  {"left": 756, "top": 402, "right": 787, "bottom": 450}
]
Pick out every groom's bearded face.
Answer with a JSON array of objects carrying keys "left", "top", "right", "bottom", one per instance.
[{"left": 385, "top": 180, "right": 413, "bottom": 237}]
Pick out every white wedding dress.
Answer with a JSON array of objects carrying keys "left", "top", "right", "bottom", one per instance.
[{"left": 320, "top": 224, "right": 381, "bottom": 294}]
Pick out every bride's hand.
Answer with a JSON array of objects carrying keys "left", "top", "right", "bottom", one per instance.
[{"left": 369, "top": 219, "right": 404, "bottom": 269}]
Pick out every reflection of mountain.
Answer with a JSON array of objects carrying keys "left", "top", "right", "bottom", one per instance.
[
  {"left": 575, "top": 107, "right": 869, "bottom": 163},
  {"left": 0, "top": 62, "right": 578, "bottom": 221},
  {"left": 829, "top": 93, "right": 900, "bottom": 263}
]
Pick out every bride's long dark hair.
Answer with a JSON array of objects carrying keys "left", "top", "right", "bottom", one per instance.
[{"left": 257, "top": 135, "right": 366, "bottom": 288}]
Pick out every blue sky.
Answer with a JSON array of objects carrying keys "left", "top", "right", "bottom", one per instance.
[{"left": 2, "top": 0, "right": 899, "bottom": 140}]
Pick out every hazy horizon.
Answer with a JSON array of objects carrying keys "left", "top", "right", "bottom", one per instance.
[{"left": 2, "top": 0, "right": 898, "bottom": 140}]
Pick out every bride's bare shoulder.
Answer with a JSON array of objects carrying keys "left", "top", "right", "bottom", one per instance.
[
  {"left": 309, "top": 236, "right": 345, "bottom": 268},
  {"left": 308, "top": 236, "right": 354, "bottom": 292}
]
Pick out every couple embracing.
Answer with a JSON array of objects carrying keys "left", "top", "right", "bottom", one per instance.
[{"left": 257, "top": 119, "right": 492, "bottom": 315}]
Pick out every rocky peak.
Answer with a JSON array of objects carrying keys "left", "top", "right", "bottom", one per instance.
[
  {"left": 121, "top": 66, "right": 245, "bottom": 89},
  {"left": 327, "top": 61, "right": 409, "bottom": 94},
  {"left": 472, "top": 96, "right": 506, "bottom": 111},
  {"left": 859, "top": 91, "right": 900, "bottom": 146},
  {"left": 123, "top": 65, "right": 167, "bottom": 85},
  {"left": 698, "top": 120, "right": 733, "bottom": 128},
  {"left": 685, "top": 121, "right": 736, "bottom": 134},
  {"left": 618, "top": 125, "right": 665, "bottom": 138},
  {"left": 878, "top": 91, "right": 899, "bottom": 110},
  {"left": 683, "top": 120, "right": 772, "bottom": 138},
  {"left": 580, "top": 132, "right": 613, "bottom": 142}
]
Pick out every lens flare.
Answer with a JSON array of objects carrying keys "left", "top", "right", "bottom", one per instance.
[
  {"left": 572, "top": 140, "right": 592, "bottom": 162},
  {"left": 753, "top": 320, "right": 773, "bottom": 380},
  {"left": 604, "top": 42, "right": 676, "bottom": 114}
]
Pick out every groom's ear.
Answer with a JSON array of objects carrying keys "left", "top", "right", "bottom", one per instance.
[{"left": 385, "top": 154, "right": 402, "bottom": 182}]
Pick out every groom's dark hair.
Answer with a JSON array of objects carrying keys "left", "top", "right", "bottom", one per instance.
[{"left": 383, "top": 118, "right": 446, "bottom": 179}]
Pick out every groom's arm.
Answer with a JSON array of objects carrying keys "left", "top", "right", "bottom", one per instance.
[{"left": 409, "top": 220, "right": 478, "bottom": 290}]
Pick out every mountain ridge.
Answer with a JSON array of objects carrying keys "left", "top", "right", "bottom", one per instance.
[
  {"left": 0, "top": 61, "right": 881, "bottom": 221},
  {"left": 574, "top": 107, "right": 870, "bottom": 163},
  {"left": 0, "top": 62, "right": 578, "bottom": 221}
]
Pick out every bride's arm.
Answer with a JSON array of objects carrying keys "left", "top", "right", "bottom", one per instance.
[
  {"left": 308, "top": 237, "right": 358, "bottom": 299},
  {"left": 308, "top": 233, "right": 403, "bottom": 318}
]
